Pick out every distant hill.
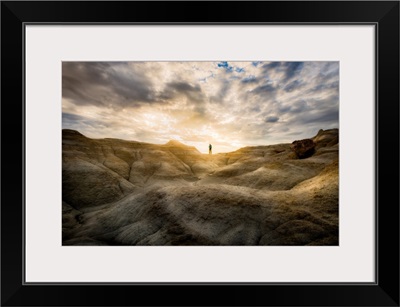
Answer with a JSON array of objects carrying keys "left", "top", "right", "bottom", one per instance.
[{"left": 62, "top": 128, "right": 339, "bottom": 246}]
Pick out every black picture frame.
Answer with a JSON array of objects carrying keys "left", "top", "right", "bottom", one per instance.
[{"left": 1, "top": 1, "right": 399, "bottom": 306}]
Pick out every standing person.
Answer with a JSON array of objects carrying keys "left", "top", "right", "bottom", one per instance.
[{"left": 209, "top": 143, "right": 212, "bottom": 154}]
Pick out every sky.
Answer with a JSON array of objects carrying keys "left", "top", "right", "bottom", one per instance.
[{"left": 62, "top": 61, "right": 339, "bottom": 154}]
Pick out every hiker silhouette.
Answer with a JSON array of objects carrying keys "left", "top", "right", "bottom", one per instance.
[{"left": 209, "top": 144, "right": 212, "bottom": 154}]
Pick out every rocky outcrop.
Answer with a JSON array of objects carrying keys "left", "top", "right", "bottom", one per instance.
[
  {"left": 313, "top": 128, "right": 339, "bottom": 149},
  {"left": 62, "top": 128, "right": 339, "bottom": 246},
  {"left": 291, "top": 138, "right": 316, "bottom": 159}
]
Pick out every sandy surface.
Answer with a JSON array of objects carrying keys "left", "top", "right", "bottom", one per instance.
[{"left": 62, "top": 128, "right": 339, "bottom": 245}]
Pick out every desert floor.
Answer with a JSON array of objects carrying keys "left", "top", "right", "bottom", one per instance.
[{"left": 62, "top": 129, "right": 338, "bottom": 245}]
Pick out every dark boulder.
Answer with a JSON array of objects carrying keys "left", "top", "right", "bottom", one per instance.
[{"left": 291, "top": 139, "right": 316, "bottom": 159}]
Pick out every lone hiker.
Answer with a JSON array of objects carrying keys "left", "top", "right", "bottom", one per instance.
[{"left": 209, "top": 144, "right": 212, "bottom": 154}]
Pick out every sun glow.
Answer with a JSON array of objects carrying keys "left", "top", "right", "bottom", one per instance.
[{"left": 63, "top": 61, "right": 339, "bottom": 154}]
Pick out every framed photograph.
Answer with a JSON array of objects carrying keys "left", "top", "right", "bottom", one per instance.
[{"left": 1, "top": 1, "right": 399, "bottom": 306}]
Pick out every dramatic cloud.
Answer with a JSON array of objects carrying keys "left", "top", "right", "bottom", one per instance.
[
  {"left": 62, "top": 61, "right": 339, "bottom": 153},
  {"left": 265, "top": 116, "right": 280, "bottom": 123}
]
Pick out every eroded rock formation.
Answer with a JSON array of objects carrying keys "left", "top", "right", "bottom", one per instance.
[
  {"left": 291, "top": 138, "right": 316, "bottom": 159},
  {"left": 62, "top": 128, "right": 339, "bottom": 246}
]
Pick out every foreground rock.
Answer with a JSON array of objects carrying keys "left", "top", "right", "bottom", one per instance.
[{"left": 62, "top": 128, "right": 339, "bottom": 246}]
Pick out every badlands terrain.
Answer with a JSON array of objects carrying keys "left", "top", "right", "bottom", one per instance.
[{"left": 62, "top": 128, "right": 339, "bottom": 245}]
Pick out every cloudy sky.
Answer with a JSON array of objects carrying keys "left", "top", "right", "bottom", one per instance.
[{"left": 62, "top": 61, "right": 339, "bottom": 154}]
